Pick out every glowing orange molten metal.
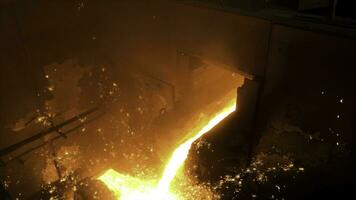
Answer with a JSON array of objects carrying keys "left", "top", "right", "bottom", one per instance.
[{"left": 98, "top": 97, "right": 237, "bottom": 200}]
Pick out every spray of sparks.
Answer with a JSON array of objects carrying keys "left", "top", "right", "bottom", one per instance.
[{"left": 98, "top": 97, "right": 237, "bottom": 200}]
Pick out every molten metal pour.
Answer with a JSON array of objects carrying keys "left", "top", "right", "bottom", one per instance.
[{"left": 98, "top": 97, "right": 237, "bottom": 200}]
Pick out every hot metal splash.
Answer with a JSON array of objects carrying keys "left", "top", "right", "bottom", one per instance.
[{"left": 98, "top": 97, "right": 237, "bottom": 200}]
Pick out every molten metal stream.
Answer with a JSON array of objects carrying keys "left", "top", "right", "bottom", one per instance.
[{"left": 98, "top": 98, "right": 237, "bottom": 200}]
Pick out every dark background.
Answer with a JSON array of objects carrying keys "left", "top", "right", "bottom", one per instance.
[{"left": 1, "top": 0, "right": 356, "bottom": 199}]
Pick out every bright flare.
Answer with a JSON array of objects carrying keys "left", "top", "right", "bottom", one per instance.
[
  {"left": 98, "top": 169, "right": 177, "bottom": 200},
  {"left": 157, "top": 99, "right": 236, "bottom": 193},
  {"left": 98, "top": 97, "right": 237, "bottom": 200}
]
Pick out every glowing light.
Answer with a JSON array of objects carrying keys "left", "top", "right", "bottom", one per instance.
[
  {"left": 98, "top": 169, "right": 176, "bottom": 200},
  {"left": 98, "top": 96, "right": 237, "bottom": 200},
  {"left": 157, "top": 99, "right": 236, "bottom": 193}
]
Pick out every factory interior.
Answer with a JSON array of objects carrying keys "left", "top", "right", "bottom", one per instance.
[{"left": 0, "top": 0, "right": 355, "bottom": 199}]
